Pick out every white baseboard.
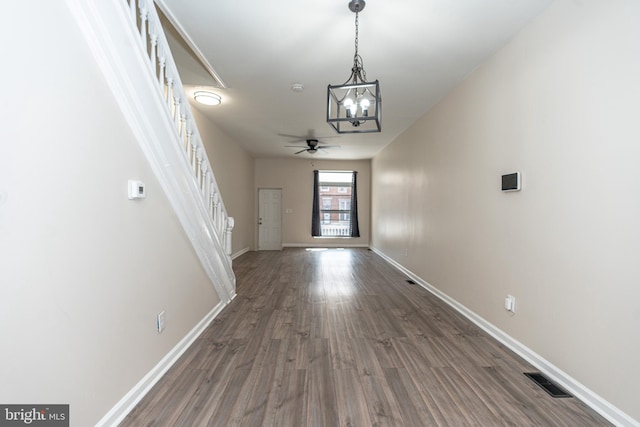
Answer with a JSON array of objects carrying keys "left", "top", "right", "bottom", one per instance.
[
  {"left": 231, "top": 247, "right": 250, "bottom": 260},
  {"left": 369, "top": 246, "right": 639, "bottom": 427},
  {"left": 96, "top": 301, "right": 229, "bottom": 427},
  {"left": 283, "top": 243, "right": 369, "bottom": 248}
]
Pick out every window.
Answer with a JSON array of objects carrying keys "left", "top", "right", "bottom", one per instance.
[
  {"left": 339, "top": 199, "right": 351, "bottom": 221},
  {"left": 311, "top": 170, "right": 360, "bottom": 238}
]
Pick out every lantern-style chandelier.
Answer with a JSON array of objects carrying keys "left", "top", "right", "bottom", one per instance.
[{"left": 327, "top": 0, "right": 381, "bottom": 134}]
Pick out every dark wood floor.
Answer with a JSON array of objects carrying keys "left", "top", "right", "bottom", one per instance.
[{"left": 121, "top": 248, "right": 610, "bottom": 426}]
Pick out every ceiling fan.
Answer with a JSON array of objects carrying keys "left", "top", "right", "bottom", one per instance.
[{"left": 285, "top": 138, "right": 340, "bottom": 155}]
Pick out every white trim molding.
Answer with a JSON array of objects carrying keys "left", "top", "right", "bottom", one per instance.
[
  {"left": 370, "top": 246, "right": 639, "bottom": 427},
  {"left": 153, "top": 0, "right": 227, "bottom": 89},
  {"left": 284, "top": 243, "right": 370, "bottom": 248},
  {"left": 231, "top": 247, "right": 251, "bottom": 260},
  {"left": 95, "top": 301, "right": 230, "bottom": 427}
]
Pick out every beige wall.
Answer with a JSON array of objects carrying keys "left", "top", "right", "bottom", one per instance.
[
  {"left": 0, "top": 3, "right": 222, "bottom": 425},
  {"left": 192, "top": 107, "right": 255, "bottom": 255},
  {"left": 255, "top": 158, "right": 370, "bottom": 247},
  {"left": 372, "top": 0, "right": 640, "bottom": 421}
]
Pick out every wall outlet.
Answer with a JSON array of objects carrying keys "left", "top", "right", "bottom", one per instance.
[
  {"left": 157, "top": 311, "right": 166, "bottom": 333},
  {"left": 505, "top": 295, "right": 516, "bottom": 313}
]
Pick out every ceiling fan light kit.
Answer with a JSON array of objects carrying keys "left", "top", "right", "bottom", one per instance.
[
  {"left": 301, "top": 139, "right": 320, "bottom": 154},
  {"left": 327, "top": 0, "right": 381, "bottom": 134}
]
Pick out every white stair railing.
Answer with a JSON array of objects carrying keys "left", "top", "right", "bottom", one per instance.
[
  {"left": 65, "top": 0, "right": 236, "bottom": 302},
  {"left": 131, "top": 0, "right": 233, "bottom": 257}
]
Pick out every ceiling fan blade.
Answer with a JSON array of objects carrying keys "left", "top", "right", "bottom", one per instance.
[
  {"left": 277, "top": 133, "right": 307, "bottom": 140},
  {"left": 285, "top": 145, "right": 306, "bottom": 148},
  {"left": 294, "top": 149, "right": 308, "bottom": 154},
  {"left": 317, "top": 145, "right": 341, "bottom": 149}
]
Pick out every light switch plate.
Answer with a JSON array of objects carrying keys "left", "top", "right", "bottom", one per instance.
[
  {"left": 505, "top": 295, "right": 516, "bottom": 313},
  {"left": 157, "top": 311, "right": 166, "bottom": 333}
]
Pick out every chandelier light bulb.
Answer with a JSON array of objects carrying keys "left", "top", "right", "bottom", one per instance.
[
  {"left": 344, "top": 98, "right": 356, "bottom": 118},
  {"left": 360, "top": 98, "right": 370, "bottom": 116}
]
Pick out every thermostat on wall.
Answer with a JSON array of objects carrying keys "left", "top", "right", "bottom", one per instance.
[{"left": 128, "top": 180, "right": 146, "bottom": 199}]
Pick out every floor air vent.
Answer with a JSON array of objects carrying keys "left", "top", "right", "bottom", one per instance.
[
  {"left": 524, "top": 372, "right": 572, "bottom": 398},
  {"left": 405, "top": 279, "right": 417, "bottom": 285}
]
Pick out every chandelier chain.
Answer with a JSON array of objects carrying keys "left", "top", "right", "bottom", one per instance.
[
  {"left": 327, "top": 0, "right": 381, "bottom": 133},
  {"left": 352, "top": 9, "right": 367, "bottom": 82},
  {"left": 354, "top": 10, "right": 359, "bottom": 60}
]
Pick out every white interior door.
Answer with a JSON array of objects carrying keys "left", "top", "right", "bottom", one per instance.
[{"left": 258, "top": 188, "right": 282, "bottom": 250}]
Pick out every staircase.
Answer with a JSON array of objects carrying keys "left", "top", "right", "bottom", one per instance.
[{"left": 65, "top": 0, "right": 236, "bottom": 303}]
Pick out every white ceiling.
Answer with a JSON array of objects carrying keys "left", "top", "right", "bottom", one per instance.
[{"left": 157, "top": 0, "right": 552, "bottom": 160}]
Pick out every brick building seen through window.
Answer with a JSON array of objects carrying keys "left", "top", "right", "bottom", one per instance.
[{"left": 318, "top": 172, "right": 353, "bottom": 237}]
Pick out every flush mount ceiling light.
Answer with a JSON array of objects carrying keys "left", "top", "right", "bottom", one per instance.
[
  {"left": 327, "top": 0, "right": 381, "bottom": 134},
  {"left": 194, "top": 91, "right": 222, "bottom": 106}
]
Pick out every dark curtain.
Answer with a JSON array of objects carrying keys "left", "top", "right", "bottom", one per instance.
[
  {"left": 350, "top": 171, "right": 360, "bottom": 237},
  {"left": 311, "top": 170, "right": 321, "bottom": 236}
]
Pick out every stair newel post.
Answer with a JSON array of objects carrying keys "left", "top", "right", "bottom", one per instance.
[{"left": 225, "top": 217, "right": 234, "bottom": 256}]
